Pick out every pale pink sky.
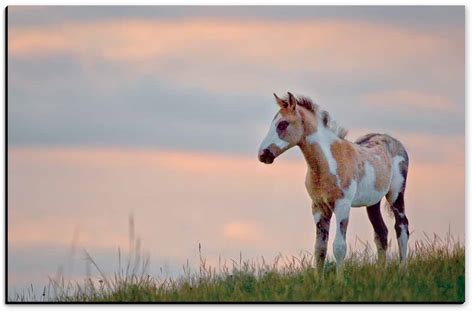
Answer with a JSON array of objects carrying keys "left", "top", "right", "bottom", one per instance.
[{"left": 8, "top": 144, "right": 464, "bottom": 293}]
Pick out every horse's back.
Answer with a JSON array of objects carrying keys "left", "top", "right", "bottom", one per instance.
[{"left": 355, "top": 133, "right": 408, "bottom": 162}]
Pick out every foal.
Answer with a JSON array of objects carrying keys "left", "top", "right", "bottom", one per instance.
[{"left": 258, "top": 92, "right": 409, "bottom": 270}]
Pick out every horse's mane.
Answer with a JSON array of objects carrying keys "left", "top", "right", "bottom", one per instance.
[{"left": 283, "top": 94, "right": 348, "bottom": 139}]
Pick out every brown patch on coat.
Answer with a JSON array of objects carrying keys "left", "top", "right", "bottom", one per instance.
[
  {"left": 276, "top": 111, "right": 304, "bottom": 146},
  {"left": 311, "top": 197, "right": 336, "bottom": 216},
  {"left": 330, "top": 140, "right": 358, "bottom": 189},
  {"left": 298, "top": 107, "right": 317, "bottom": 136},
  {"left": 314, "top": 209, "right": 331, "bottom": 270},
  {"left": 368, "top": 148, "right": 392, "bottom": 192},
  {"left": 314, "top": 205, "right": 331, "bottom": 244},
  {"left": 356, "top": 133, "right": 409, "bottom": 164},
  {"left": 302, "top": 139, "right": 344, "bottom": 216},
  {"left": 355, "top": 138, "right": 392, "bottom": 192}
]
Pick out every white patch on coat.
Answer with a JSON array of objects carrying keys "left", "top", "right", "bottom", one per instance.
[
  {"left": 306, "top": 126, "right": 339, "bottom": 177},
  {"left": 351, "top": 161, "right": 388, "bottom": 207},
  {"left": 397, "top": 224, "right": 409, "bottom": 261},
  {"left": 345, "top": 179, "right": 357, "bottom": 198},
  {"left": 387, "top": 155, "right": 405, "bottom": 204},
  {"left": 259, "top": 113, "right": 289, "bottom": 150},
  {"left": 333, "top": 198, "right": 350, "bottom": 268},
  {"left": 313, "top": 212, "right": 321, "bottom": 225}
]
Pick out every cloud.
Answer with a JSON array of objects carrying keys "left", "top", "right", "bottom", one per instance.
[
  {"left": 222, "top": 221, "right": 261, "bottom": 243},
  {"left": 8, "top": 17, "right": 464, "bottom": 149},
  {"left": 362, "top": 90, "right": 460, "bottom": 112},
  {"left": 396, "top": 133, "right": 464, "bottom": 166},
  {"left": 8, "top": 6, "right": 464, "bottom": 28},
  {"left": 9, "top": 18, "right": 463, "bottom": 94},
  {"left": 8, "top": 145, "right": 464, "bottom": 292},
  {"left": 8, "top": 219, "right": 130, "bottom": 250}
]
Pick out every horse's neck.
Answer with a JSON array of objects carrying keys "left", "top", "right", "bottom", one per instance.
[{"left": 298, "top": 126, "right": 343, "bottom": 176}]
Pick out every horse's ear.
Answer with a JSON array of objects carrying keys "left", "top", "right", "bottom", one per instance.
[
  {"left": 287, "top": 92, "right": 296, "bottom": 111},
  {"left": 273, "top": 93, "right": 288, "bottom": 109}
]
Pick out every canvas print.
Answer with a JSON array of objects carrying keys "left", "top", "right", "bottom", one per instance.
[{"left": 6, "top": 6, "right": 465, "bottom": 303}]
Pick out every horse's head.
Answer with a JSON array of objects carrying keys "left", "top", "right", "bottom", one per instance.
[{"left": 258, "top": 92, "right": 305, "bottom": 164}]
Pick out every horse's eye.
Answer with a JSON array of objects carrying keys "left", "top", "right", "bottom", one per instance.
[{"left": 277, "top": 121, "right": 289, "bottom": 131}]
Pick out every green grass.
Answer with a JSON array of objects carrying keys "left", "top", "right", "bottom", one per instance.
[{"left": 11, "top": 233, "right": 464, "bottom": 303}]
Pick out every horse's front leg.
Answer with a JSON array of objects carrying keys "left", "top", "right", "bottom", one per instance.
[
  {"left": 312, "top": 203, "right": 332, "bottom": 272},
  {"left": 333, "top": 199, "right": 350, "bottom": 271}
]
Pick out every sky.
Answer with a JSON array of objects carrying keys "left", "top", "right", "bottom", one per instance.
[{"left": 7, "top": 6, "right": 464, "bottom": 297}]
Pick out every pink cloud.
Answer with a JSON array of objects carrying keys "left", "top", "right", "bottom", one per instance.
[
  {"left": 8, "top": 217, "right": 130, "bottom": 250},
  {"left": 7, "top": 143, "right": 464, "bottom": 289},
  {"left": 362, "top": 90, "right": 459, "bottom": 112},
  {"left": 222, "top": 221, "right": 261, "bottom": 243},
  {"left": 8, "top": 143, "right": 464, "bottom": 245},
  {"left": 8, "top": 19, "right": 463, "bottom": 93}
]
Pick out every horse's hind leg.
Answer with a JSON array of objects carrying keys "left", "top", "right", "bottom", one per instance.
[
  {"left": 366, "top": 201, "right": 388, "bottom": 262},
  {"left": 387, "top": 155, "right": 409, "bottom": 263},
  {"left": 390, "top": 191, "right": 409, "bottom": 262}
]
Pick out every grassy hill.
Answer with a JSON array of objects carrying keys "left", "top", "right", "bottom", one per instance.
[{"left": 11, "top": 235, "right": 464, "bottom": 303}]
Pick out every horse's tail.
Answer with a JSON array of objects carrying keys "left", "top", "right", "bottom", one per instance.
[{"left": 381, "top": 134, "right": 409, "bottom": 218}]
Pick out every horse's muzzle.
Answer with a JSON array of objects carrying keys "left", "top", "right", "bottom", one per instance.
[{"left": 258, "top": 149, "right": 275, "bottom": 164}]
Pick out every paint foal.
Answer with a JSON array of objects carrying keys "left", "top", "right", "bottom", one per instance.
[{"left": 258, "top": 92, "right": 409, "bottom": 270}]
